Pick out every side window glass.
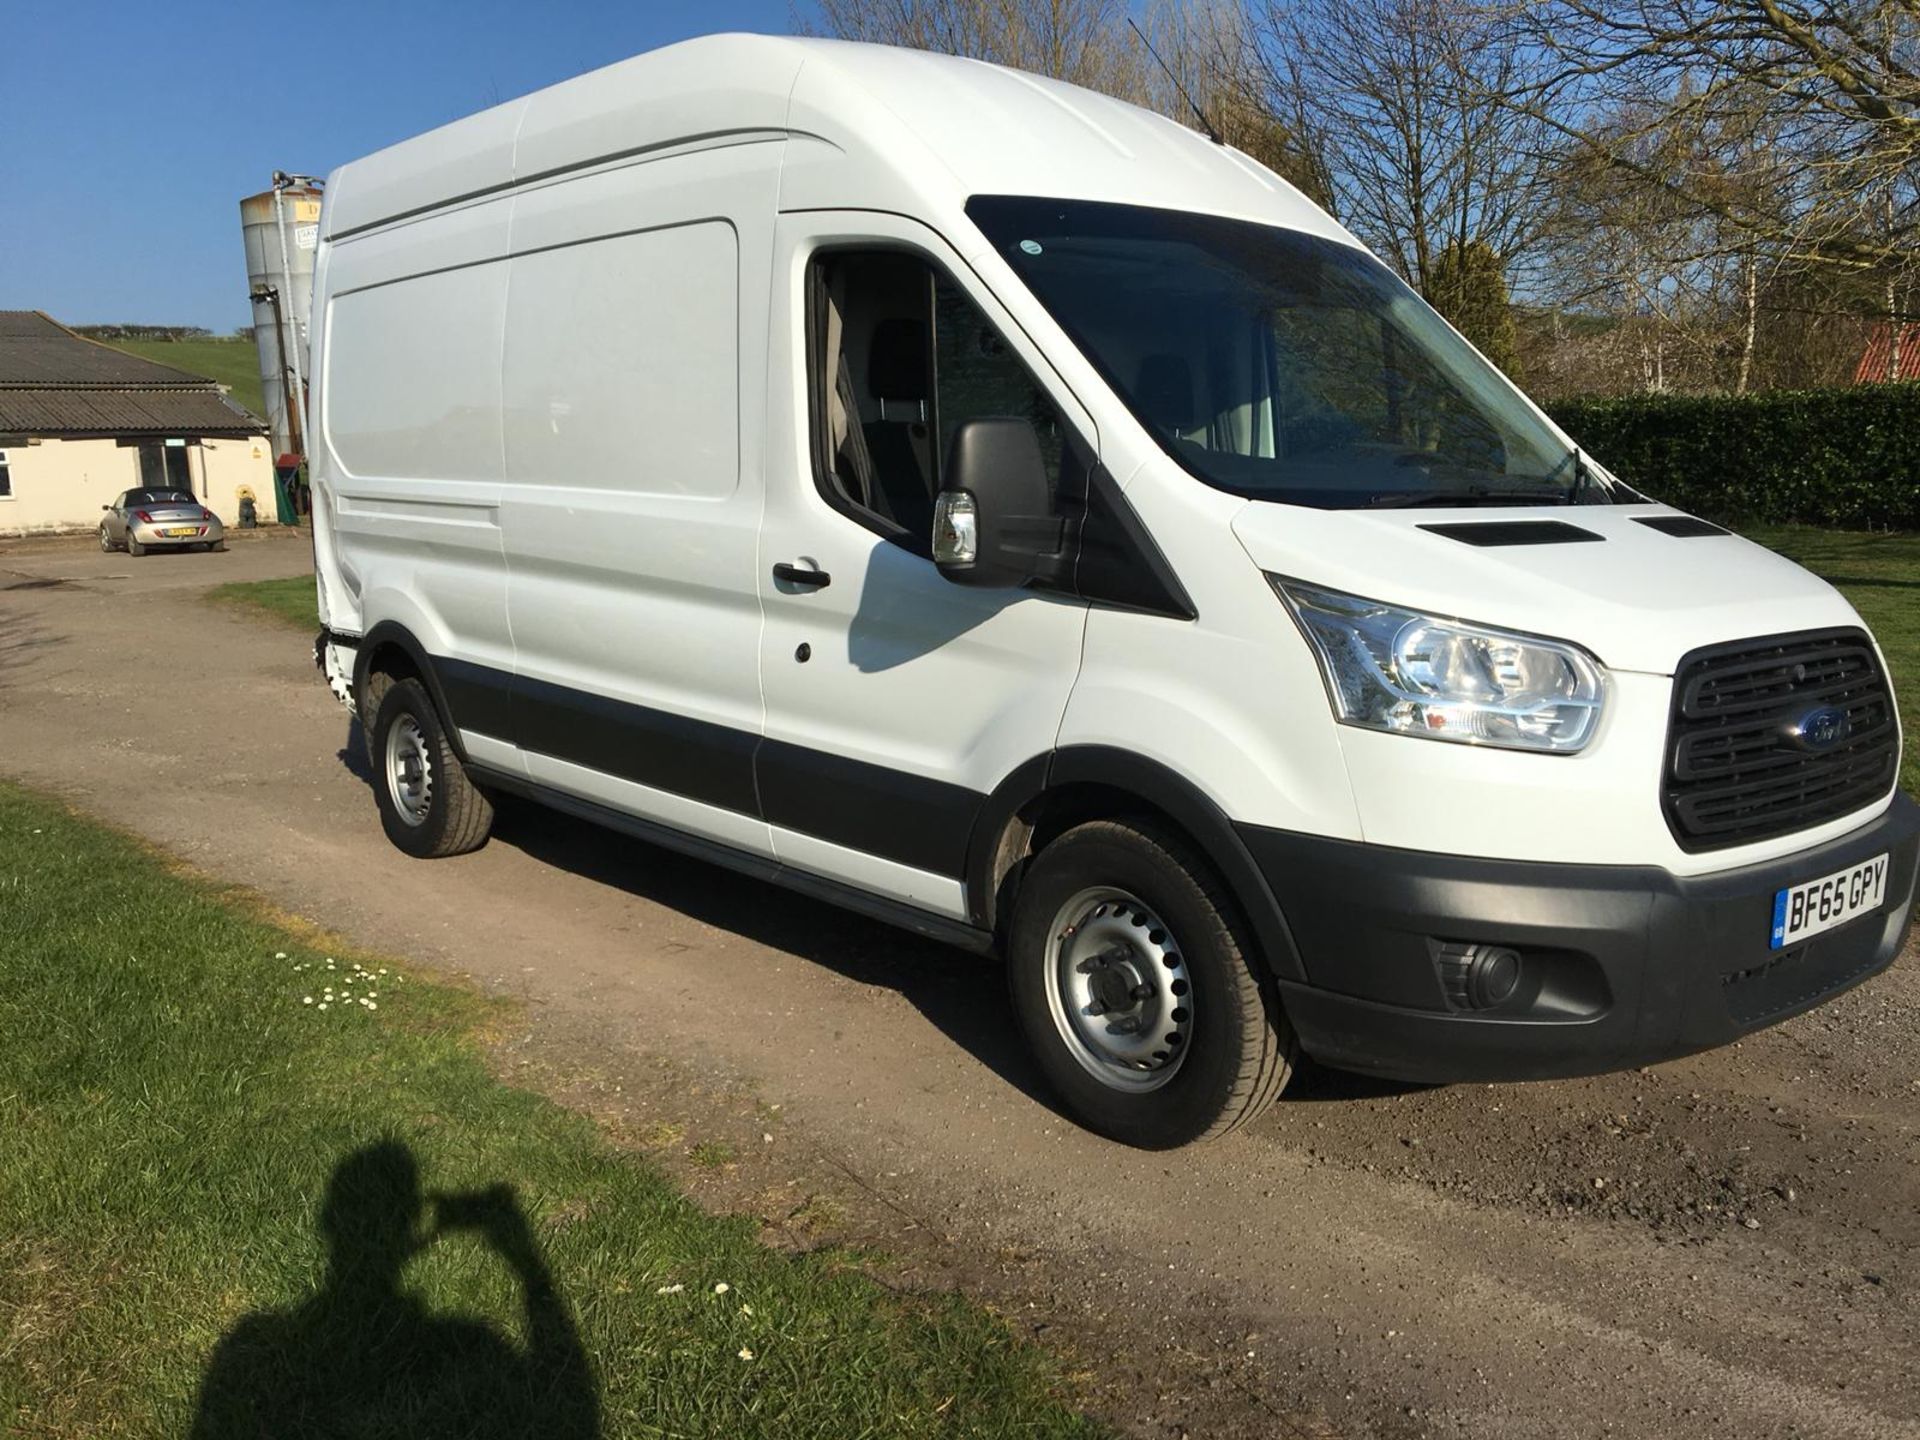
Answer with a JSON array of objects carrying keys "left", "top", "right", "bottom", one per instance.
[
  {"left": 931, "top": 275, "right": 1063, "bottom": 501},
  {"left": 813, "top": 250, "right": 1064, "bottom": 556}
]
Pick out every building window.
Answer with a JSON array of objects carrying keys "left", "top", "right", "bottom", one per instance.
[
  {"left": 135, "top": 439, "right": 195, "bottom": 494},
  {"left": 0, "top": 449, "right": 12, "bottom": 500}
]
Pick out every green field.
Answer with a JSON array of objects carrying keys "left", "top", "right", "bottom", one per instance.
[
  {"left": 110, "top": 337, "right": 267, "bottom": 420},
  {"left": 0, "top": 782, "right": 1096, "bottom": 1439}
]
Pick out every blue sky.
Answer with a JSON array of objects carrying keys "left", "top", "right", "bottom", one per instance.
[{"left": 0, "top": 1, "right": 806, "bottom": 331}]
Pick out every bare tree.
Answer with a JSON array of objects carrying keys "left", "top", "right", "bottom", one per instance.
[
  {"left": 1528, "top": 84, "right": 1805, "bottom": 396},
  {"left": 1497, "top": 2, "right": 1920, "bottom": 287},
  {"left": 1135, "top": 0, "right": 1334, "bottom": 201},
  {"left": 1241, "top": 0, "right": 1566, "bottom": 295},
  {"left": 809, "top": 0, "right": 1143, "bottom": 92}
]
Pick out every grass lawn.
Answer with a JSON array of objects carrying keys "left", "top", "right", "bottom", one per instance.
[
  {"left": 108, "top": 338, "right": 266, "bottom": 420},
  {"left": 0, "top": 782, "right": 1097, "bottom": 1438},
  {"left": 1748, "top": 526, "right": 1920, "bottom": 797},
  {"left": 209, "top": 575, "right": 317, "bottom": 630}
]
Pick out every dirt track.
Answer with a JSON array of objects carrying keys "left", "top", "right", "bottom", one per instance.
[{"left": 3, "top": 535, "right": 1916, "bottom": 1439}]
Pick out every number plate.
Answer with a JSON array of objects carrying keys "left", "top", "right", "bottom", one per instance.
[
  {"left": 1771, "top": 853, "right": 1889, "bottom": 949},
  {"left": 162, "top": 526, "right": 199, "bottom": 538}
]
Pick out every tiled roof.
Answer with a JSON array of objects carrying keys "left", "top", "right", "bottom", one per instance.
[
  {"left": 0, "top": 311, "right": 266, "bottom": 436},
  {"left": 1854, "top": 322, "right": 1920, "bottom": 384},
  {"left": 0, "top": 386, "right": 264, "bottom": 436}
]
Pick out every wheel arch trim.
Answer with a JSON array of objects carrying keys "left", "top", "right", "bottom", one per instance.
[
  {"left": 354, "top": 621, "right": 471, "bottom": 764},
  {"left": 965, "top": 745, "right": 1308, "bottom": 983}
]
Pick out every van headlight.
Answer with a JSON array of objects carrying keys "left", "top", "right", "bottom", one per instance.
[{"left": 1271, "top": 578, "right": 1605, "bottom": 753}]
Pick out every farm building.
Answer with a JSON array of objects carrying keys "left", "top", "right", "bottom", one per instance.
[
  {"left": 1854, "top": 321, "right": 1920, "bottom": 383},
  {"left": 0, "top": 311, "right": 272, "bottom": 536}
]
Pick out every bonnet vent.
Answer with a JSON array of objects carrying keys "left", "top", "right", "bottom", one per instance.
[{"left": 1418, "top": 521, "right": 1604, "bottom": 547}]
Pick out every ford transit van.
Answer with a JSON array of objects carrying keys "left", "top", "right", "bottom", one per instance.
[{"left": 309, "top": 35, "right": 1918, "bottom": 1147}]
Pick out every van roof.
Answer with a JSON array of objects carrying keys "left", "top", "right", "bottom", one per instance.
[{"left": 320, "top": 34, "right": 1348, "bottom": 247}]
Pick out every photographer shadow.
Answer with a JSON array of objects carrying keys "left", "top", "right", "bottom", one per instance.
[{"left": 191, "top": 1141, "right": 599, "bottom": 1439}]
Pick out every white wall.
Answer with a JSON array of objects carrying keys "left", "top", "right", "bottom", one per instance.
[
  {"left": 0, "top": 435, "right": 275, "bottom": 535},
  {"left": 196, "top": 437, "right": 276, "bottom": 527}
]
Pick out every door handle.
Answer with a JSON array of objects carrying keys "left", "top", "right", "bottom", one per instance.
[{"left": 772, "top": 562, "right": 831, "bottom": 590}]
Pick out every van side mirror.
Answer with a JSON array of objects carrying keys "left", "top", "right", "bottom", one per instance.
[{"left": 931, "top": 418, "right": 1063, "bottom": 588}]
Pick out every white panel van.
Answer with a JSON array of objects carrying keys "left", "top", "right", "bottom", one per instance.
[{"left": 310, "top": 35, "right": 1918, "bottom": 1147}]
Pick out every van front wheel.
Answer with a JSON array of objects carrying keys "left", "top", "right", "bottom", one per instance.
[
  {"left": 1008, "top": 819, "right": 1295, "bottom": 1147},
  {"left": 369, "top": 676, "right": 493, "bottom": 858}
]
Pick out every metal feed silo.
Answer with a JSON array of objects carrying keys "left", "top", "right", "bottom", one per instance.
[{"left": 240, "top": 172, "right": 324, "bottom": 460}]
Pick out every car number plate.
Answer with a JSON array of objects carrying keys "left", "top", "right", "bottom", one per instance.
[
  {"left": 162, "top": 527, "right": 198, "bottom": 537},
  {"left": 1771, "top": 852, "right": 1889, "bottom": 949}
]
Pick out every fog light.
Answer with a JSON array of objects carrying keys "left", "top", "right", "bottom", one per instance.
[{"left": 1436, "top": 942, "right": 1523, "bottom": 1011}]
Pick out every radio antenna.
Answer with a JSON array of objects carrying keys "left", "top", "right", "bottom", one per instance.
[{"left": 1127, "top": 16, "right": 1223, "bottom": 146}]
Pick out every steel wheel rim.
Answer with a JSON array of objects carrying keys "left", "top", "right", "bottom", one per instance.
[
  {"left": 384, "top": 715, "right": 433, "bottom": 827},
  {"left": 1043, "top": 887, "right": 1192, "bottom": 1093}
]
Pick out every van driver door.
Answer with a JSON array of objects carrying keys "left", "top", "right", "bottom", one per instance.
[{"left": 755, "top": 212, "right": 1093, "bottom": 920}]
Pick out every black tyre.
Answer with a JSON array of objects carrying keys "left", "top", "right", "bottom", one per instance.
[
  {"left": 1008, "top": 818, "right": 1295, "bottom": 1147},
  {"left": 127, "top": 535, "right": 146, "bottom": 557},
  {"left": 368, "top": 676, "right": 493, "bottom": 858},
  {"left": 98, "top": 526, "right": 114, "bottom": 552}
]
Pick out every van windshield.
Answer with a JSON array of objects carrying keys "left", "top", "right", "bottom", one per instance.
[{"left": 968, "top": 196, "right": 1611, "bottom": 509}]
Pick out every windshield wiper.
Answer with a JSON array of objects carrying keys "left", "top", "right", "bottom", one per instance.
[
  {"left": 1370, "top": 485, "right": 1574, "bottom": 509},
  {"left": 1546, "top": 446, "right": 1612, "bottom": 504}
]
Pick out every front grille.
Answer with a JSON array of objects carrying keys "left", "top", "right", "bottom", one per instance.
[{"left": 1663, "top": 628, "right": 1899, "bottom": 851}]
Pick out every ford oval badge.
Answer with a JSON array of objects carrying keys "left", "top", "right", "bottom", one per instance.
[{"left": 1786, "top": 705, "right": 1851, "bottom": 751}]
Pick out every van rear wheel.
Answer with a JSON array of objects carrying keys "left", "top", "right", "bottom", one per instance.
[
  {"left": 369, "top": 676, "right": 493, "bottom": 858},
  {"left": 1008, "top": 818, "right": 1294, "bottom": 1147}
]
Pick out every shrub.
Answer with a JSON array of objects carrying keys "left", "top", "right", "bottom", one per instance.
[
  {"left": 1550, "top": 382, "right": 1920, "bottom": 530},
  {"left": 1428, "top": 240, "right": 1522, "bottom": 380}
]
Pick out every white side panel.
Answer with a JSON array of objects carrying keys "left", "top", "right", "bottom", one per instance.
[
  {"left": 524, "top": 753, "right": 773, "bottom": 856},
  {"left": 502, "top": 221, "right": 737, "bottom": 498},
  {"left": 327, "top": 266, "right": 506, "bottom": 486},
  {"left": 757, "top": 210, "right": 1092, "bottom": 878},
  {"left": 315, "top": 195, "right": 514, "bottom": 681},
  {"left": 769, "top": 827, "right": 969, "bottom": 919},
  {"left": 308, "top": 234, "right": 354, "bottom": 634},
  {"left": 500, "top": 142, "right": 781, "bottom": 856},
  {"left": 322, "top": 98, "right": 525, "bottom": 239},
  {"left": 512, "top": 44, "right": 801, "bottom": 180},
  {"left": 1058, "top": 466, "right": 1365, "bottom": 845}
]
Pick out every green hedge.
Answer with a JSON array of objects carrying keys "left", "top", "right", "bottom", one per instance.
[{"left": 1550, "top": 382, "right": 1920, "bottom": 530}]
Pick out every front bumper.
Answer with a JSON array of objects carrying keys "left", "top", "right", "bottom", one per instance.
[{"left": 1239, "top": 792, "right": 1920, "bottom": 1083}]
